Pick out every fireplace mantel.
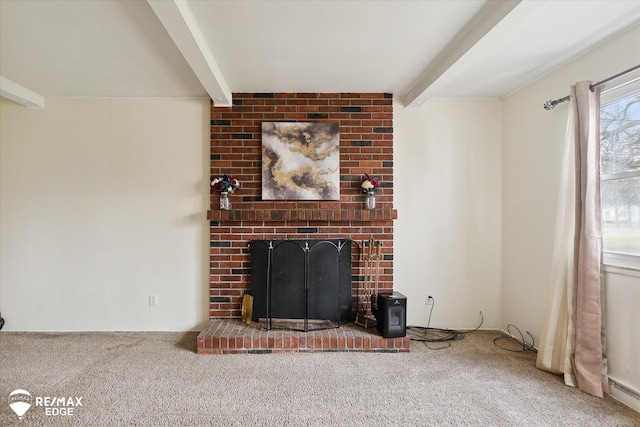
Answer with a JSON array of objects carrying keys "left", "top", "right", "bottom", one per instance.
[{"left": 207, "top": 208, "right": 398, "bottom": 223}]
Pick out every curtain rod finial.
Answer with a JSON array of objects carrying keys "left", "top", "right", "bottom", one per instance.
[{"left": 543, "top": 100, "right": 556, "bottom": 110}]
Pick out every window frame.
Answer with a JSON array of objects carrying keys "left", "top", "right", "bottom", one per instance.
[{"left": 600, "top": 77, "right": 640, "bottom": 269}]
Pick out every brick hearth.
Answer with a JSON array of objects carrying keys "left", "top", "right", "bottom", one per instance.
[{"left": 197, "top": 320, "right": 410, "bottom": 354}]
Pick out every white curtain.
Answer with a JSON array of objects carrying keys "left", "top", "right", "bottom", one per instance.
[
  {"left": 537, "top": 81, "right": 608, "bottom": 398},
  {"left": 536, "top": 102, "right": 577, "bottom": 386}
]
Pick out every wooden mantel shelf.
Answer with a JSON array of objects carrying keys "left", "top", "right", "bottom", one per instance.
[{"left": 207, "top": 208, "right": 398, "bottom": 223}]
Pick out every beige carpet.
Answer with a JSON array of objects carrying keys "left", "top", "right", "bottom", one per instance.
[{"left": 0, "top": 330, "right": 638, "bottom": 426}]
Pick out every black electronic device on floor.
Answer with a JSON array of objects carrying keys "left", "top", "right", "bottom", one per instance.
[{"left": 374, "top": 292, "right": 406, "bottom": 338}]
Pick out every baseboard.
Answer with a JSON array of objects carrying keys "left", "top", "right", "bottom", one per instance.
[{"left": 608, "top": 377, "right": 640, "bottom": 412}]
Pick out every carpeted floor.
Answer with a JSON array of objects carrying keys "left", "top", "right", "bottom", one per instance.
[{"left": 0, "top": 330, "right": 638, "bottom": 426}]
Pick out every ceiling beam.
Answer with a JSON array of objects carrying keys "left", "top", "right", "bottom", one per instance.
[
  {"left": 0, "top": 76, "right": 45, "bottom": 109},
  {"left": 147, "top": 0, "right": 232, "bottom": 106},
  {"left": 402, "top": 0, "right": 523, "bottom": 107}
]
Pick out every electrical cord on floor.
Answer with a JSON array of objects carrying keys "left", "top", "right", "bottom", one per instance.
[
  {"left": 407, "top": 297, "right": 483, "bottom": 350},
  {"left": 493, "top": 323, "right": 537, "bottom": 353}
]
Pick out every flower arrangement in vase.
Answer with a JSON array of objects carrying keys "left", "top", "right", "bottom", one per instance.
[
  {"left": 361, "top": 174, "right": 381, "bottom": 209},
  {"left": 211, "top": 175, "right": 240, "bottom": 210}
]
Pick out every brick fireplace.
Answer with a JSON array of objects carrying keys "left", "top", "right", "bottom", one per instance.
[{"left": 196, "top": 92, "right": 407, "bottom": 353}]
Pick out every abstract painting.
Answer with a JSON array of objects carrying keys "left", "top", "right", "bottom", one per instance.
[{"left": 262, "top": 122, "right": 340, "bottom": 200}]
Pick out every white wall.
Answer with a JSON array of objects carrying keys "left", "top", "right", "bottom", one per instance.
[
  {"left": 604, "top": 266, "right": 640, "bottom": 409},
  {"left": 502, "top": 24, "right": 640, "bottom": 406},
  {"left": 0, "top": 98, "right": 210, "bottom": 331},
  {"left": 394, "top": 98, "right": 503, "bottom": 329}
]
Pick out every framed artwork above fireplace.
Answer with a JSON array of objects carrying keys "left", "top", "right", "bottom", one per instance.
[{"left": 261, "top": 122, "right": 340, "bottom": 200}]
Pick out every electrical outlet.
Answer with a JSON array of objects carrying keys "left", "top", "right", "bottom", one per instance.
[
  {"left": 149, "top": 294, "right": 158, "bottom": 306},
  {"left": 425, "top": 293, "right": 434, "bottom": 305}
]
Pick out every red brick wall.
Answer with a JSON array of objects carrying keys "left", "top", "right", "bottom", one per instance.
[{"left": 209, "top": 93, "right": 396, "bottom": 319}]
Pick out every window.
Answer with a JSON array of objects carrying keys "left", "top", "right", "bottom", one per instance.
[{"left": 600, "top": 80, "right": 640, "bottom": 265}]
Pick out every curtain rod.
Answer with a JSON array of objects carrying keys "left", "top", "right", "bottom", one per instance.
[{"left": 543, "top": 64, "right": 640, "bottom": 110}]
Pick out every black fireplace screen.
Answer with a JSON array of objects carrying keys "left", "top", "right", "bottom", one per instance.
[{"left": 249, "top": 239, "right": 352, "bottom": 331}]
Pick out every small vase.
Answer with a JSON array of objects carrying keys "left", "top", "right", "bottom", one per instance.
[
  {"left": 365, "top": 191, "right": 376, "bottom": 210},
  {"left": 220, "top": 192, "right": 230, "bottom": 210}
]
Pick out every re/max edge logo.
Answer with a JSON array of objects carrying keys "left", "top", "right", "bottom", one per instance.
[
  {"left": 35, "top": 396, "right": 83, "bottom": 416},
  {"left": 8, "top": 389, "right": 83, "bottom": 420}
]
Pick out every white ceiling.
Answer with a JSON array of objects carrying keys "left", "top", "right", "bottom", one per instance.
[{"left": 1, "top": 0, "right": 639, "bottom": 109}]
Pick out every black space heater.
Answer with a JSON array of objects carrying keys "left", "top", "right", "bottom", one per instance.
[{"left": 374, "top": 292, "right": 406, "bottom": 338}]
